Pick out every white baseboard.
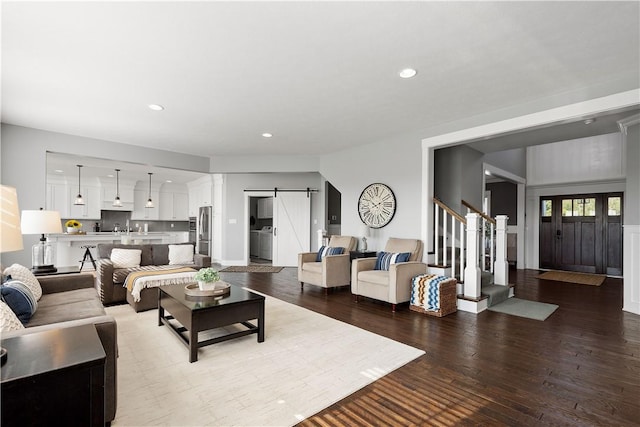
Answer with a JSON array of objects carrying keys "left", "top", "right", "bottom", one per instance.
[
  {"left": 457, "top": 298, "right": 488, "bottom": 314},
  {"left": 219, "top": 259, "right": 247, "bottom": 266},
  {"left": 623, "top": 225, "right": 640, "bottom": 315}
]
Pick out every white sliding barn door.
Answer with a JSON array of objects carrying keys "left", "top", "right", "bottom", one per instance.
[{"left": 273, "top": 192, "right": 311, "bottom": 267}]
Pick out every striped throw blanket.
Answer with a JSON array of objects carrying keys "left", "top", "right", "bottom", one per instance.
[
  {"left": 124, "top": 267, "right": 197, "bottom": 302},
  {"left": 410, "top": 274, "right": 450, "bottom": 312}
]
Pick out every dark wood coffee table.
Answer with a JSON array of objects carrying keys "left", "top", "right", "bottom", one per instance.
[{"left": 158, "top": 283, "right": 265, "bottom": 362}]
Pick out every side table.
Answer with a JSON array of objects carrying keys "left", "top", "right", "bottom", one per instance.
[
  {"left": 1, "top": 324, "right": 106, "bottom": 426},
  {"left": 33, "top": 265, "right": 82, "bottom": 276},
  {"left": 350, "top": 250, "right": 377, "bottom": 261}
]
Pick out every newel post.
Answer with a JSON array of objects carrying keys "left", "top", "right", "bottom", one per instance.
[
  {"left": 494, "top": 215, "right": 509, "bottom": 286},
  {"left": 464, "top": 213, "right": 481, "bottom": 299}
]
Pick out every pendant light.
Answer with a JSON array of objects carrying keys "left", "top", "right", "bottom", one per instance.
[
  {"left": 112, "top": 169, "right": 123, "bottom": 207},
  {"left": 74, "top": 165, "right": 85, "bottom": 205},
  {"left": 145, "top": 172, "right": 154, "bottom": 208}
]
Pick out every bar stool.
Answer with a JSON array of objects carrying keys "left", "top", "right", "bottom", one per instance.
[{"left": 79, "top": 245, "right": 97, "bottom": 271}]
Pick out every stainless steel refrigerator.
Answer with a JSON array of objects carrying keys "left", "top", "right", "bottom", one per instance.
[{"left": 198, "top": 206, "right": 212, "bottom": 256}]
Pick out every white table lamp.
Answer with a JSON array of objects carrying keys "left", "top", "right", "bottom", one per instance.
[
  {"left": 1, "top": 185, "right": 24, "bottom": 255},
  {"left": 21, "top": 209, "right": 63, "bottom": 274}
]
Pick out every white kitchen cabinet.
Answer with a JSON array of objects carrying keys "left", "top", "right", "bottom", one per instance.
[
  {"left": 100, "top": 182, "right": 134, "bottom": 210},
  {"left": 47, "top": 182, "right": 69, "bottom": 218},
  {"left": 257, "top": 197, "right": 273, "bottom": 219},
  {"left": 160, "top": 191, "right": 189, "bottom": 220},
  {"left": 68, "top": 185, "right": 101, "bottom": 219},
  {"left": 187, "top": 176, "right": 213, "bottom": 217},
  {"left": 132, "top": 189, "right": 159, "bottom": 220}
]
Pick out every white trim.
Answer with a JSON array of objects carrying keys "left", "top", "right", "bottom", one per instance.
[
  {"left": 421, "top": 89, "right": 640, "bottom": 314},
  {"left": 482, "top": 162, "right": 527, "bottom": 269},
  {"left": 244, "top": 190, "right": 275, "bottom": 266},
  {"left": 457, "top": 298, "right": 488, "bottom": 314},
  {"left": 618, "top": 113, "right": 640, "bottom": 134},
  {"left": 422, "top": 89, "right": 640, "bottom": 149},
  {"left": 623, "top": 225, "right": 640, "bottom": 315},
  {"left": 526, "top": 181, "right": 626, "bottom": 269}
]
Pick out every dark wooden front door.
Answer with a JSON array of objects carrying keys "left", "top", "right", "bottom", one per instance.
[{"left": 539, "top": 193, "right": 622, "bottom": 275}]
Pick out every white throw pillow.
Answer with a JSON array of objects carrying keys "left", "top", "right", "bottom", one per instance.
[
  {"left": 110, "top": 248, "right": 142, "bottom": 269},
  {"left": 0, "top": 299, "right": 25, "bottom": 332},
  {"left": 3, "top": 263, "right": 42, "bottom": 301},
  {"left": 168, "top": 244, "right": 194, "bottom": 265}
]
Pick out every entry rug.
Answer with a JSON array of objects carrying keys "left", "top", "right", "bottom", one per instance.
[
  {"left": 220, "top": 265, "right": 284, "bottom": 273},
  {"left": 488, "top": 297, "right": 558, "bottom": 321},
  {"left": 537, "top": 270, "right": 605, "bottom": 286},
  {"left": 106, "top": 295, "right": 424, "bottom": 426}
]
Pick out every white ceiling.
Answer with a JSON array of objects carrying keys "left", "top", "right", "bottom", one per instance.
[
  {"left": 2, "top": 1, "right": 639, "bottom": 161},
  {"left": 45, "top": 152, "right": 207, "bottom": 186}
]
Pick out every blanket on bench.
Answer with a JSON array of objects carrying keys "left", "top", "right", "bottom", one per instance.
[{"left": 124, "top": 267, "right": 197, "bottom": 302}]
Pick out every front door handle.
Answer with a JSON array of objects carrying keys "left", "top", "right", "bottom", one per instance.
[{"left": 556, "top": 230, "right": 562, "bottom": 240}]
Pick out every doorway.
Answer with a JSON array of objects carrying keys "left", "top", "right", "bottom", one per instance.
[
  {"left": 539, "top": 192, "right": 623, "bottom": 275},
  {"left": 249, "top": 196, "right": 273, "bottom": 265},
  {"left": 245, "top": 191, "right": 311, "bottom": 267}
]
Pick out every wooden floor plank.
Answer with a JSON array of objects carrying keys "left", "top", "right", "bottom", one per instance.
[{"left": 218, "top": 267, "right": 640, "bottom": 426}]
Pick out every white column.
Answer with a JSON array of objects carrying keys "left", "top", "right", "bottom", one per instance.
[
  {"left": 494, "top": 215, "right": 509, "bottom": 286},
  {"left": 464, "top": 213, "right": 481, "bottom": 299}
]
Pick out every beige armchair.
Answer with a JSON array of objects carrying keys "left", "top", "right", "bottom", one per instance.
[
  {"left": 351, "top": 237, "right": 427, "bottom": 311},
  {"left": 298, "top": 235, "right": 358, "bottom": 292}
]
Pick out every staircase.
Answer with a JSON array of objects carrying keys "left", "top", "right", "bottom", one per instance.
[{"left": 428, "top": 198, "right": 511, "bottom": 313}]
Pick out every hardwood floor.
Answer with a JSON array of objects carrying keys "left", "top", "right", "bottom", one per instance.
[{"left": 218, "top": 267, "right": 640, "bottom": 426}]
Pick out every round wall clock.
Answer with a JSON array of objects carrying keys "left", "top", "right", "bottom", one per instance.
[{"left": 358, "top": 183, "right": 396, "bottom": 228}]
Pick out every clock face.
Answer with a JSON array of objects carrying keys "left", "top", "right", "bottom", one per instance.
[{"left": 358, "top": 183, "right": 396, "bottom": 228}]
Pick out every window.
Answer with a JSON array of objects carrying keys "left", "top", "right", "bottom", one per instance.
[
  {"left": 608, "top": 196, "right": 621, "bottom": 216},
  {"left": 562, "top": 198, "right": 596, "bottom": 217},
  {"left": 541, "top": 199, "right": 552, "bottom": 217}
]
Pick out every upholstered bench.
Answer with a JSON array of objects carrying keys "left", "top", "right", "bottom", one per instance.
[{"left": 410, "top": 274, "right": 457, "bottom": 317}]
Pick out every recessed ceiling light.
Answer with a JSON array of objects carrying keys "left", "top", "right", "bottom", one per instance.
[
  {"left": 165, "top": 180, "right": 172, "bottom": 183},
  {"left": 485, "top": 170, "right": 491, "bottom": 176},
  {"left": 584, "top": 118, "right": 595, "bottom": 125},
  {"left": 148, "top": 104, "right": 164, "bottom": 111},
  {"left": 398, "top": 68, "right": 417, "bottom": 79},
  {"left": 54, "top": 169, "right": 64, "bottom": 173},
  {"left": 262, "top": 133, "right": 273, "bottom": 138},
  {"left": 107, "top": 174, "right": 114, "bottom": 178}
]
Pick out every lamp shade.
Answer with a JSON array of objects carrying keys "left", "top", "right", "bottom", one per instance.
[
  {"left": 360, "top": 224, "right": 370, "bottom": 238},
  {"left": 21, "top": 210, "right": 63, "bottom": 235},
  {"left": 0, "top": 185, "right": 24, "bottom": 253}
]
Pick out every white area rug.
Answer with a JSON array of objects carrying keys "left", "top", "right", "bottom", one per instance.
[{"left": 107, "top": 293, "right": 424, "bottom": 426}]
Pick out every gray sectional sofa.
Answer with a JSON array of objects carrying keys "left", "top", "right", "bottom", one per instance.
[
  {"left": 2, "top": 273, "right": 118, "bottom": 424},
  {"left": 95, "top": 242, "right": 211, "bottom": 312}
]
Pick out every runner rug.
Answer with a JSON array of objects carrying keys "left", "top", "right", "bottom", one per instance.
[
  {"left": 537, "top": 270, "right": 605, "bottom": 286},
  {"left": 220, "top": 265, "right": 284, "bottom": 273},
  {"left": 106, "top": 294, "right": 424, "bottom": 426}
]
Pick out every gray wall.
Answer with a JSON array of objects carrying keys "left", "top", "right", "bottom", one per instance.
[
  {"left": 434, "top": 145, "right": 484, "bottom": 214},
  {"left": 0, "top": 124, "right": 210, "bottom": 267},
  {"left": 486, "top": 181, "right": 517, "bottom": 225},
  {"left": 221, "top": 172, "right": 323, "bottom": 263},
  {"left": 319, "top": 133, "right": 423, "bottom": 253},
  {"left": 484, "top": 148, "right": 527, "bottom": 178}
]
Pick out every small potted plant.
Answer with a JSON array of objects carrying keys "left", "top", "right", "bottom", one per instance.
[
  {"left": 65, "top": 219, "right": 82, "bottom": 234},
  {"left": 194, "top": 267, "right": 221, "bottom": 291}
]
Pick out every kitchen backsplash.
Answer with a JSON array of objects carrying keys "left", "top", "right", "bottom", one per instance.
[{"left": 61, "top": 209, "right": 189, "bottom": 233}]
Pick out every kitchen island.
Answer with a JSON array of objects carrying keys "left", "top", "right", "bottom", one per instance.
[{"left": 49, "top": 232, "right": 190, "bottom": 268}]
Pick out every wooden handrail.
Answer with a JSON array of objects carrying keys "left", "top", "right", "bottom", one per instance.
[
  {"left": 433, "top": 197, "right": 466, "bottom": 224},
  {"left": 461, "top": 199, "right": 496, "bottom": 225}
]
